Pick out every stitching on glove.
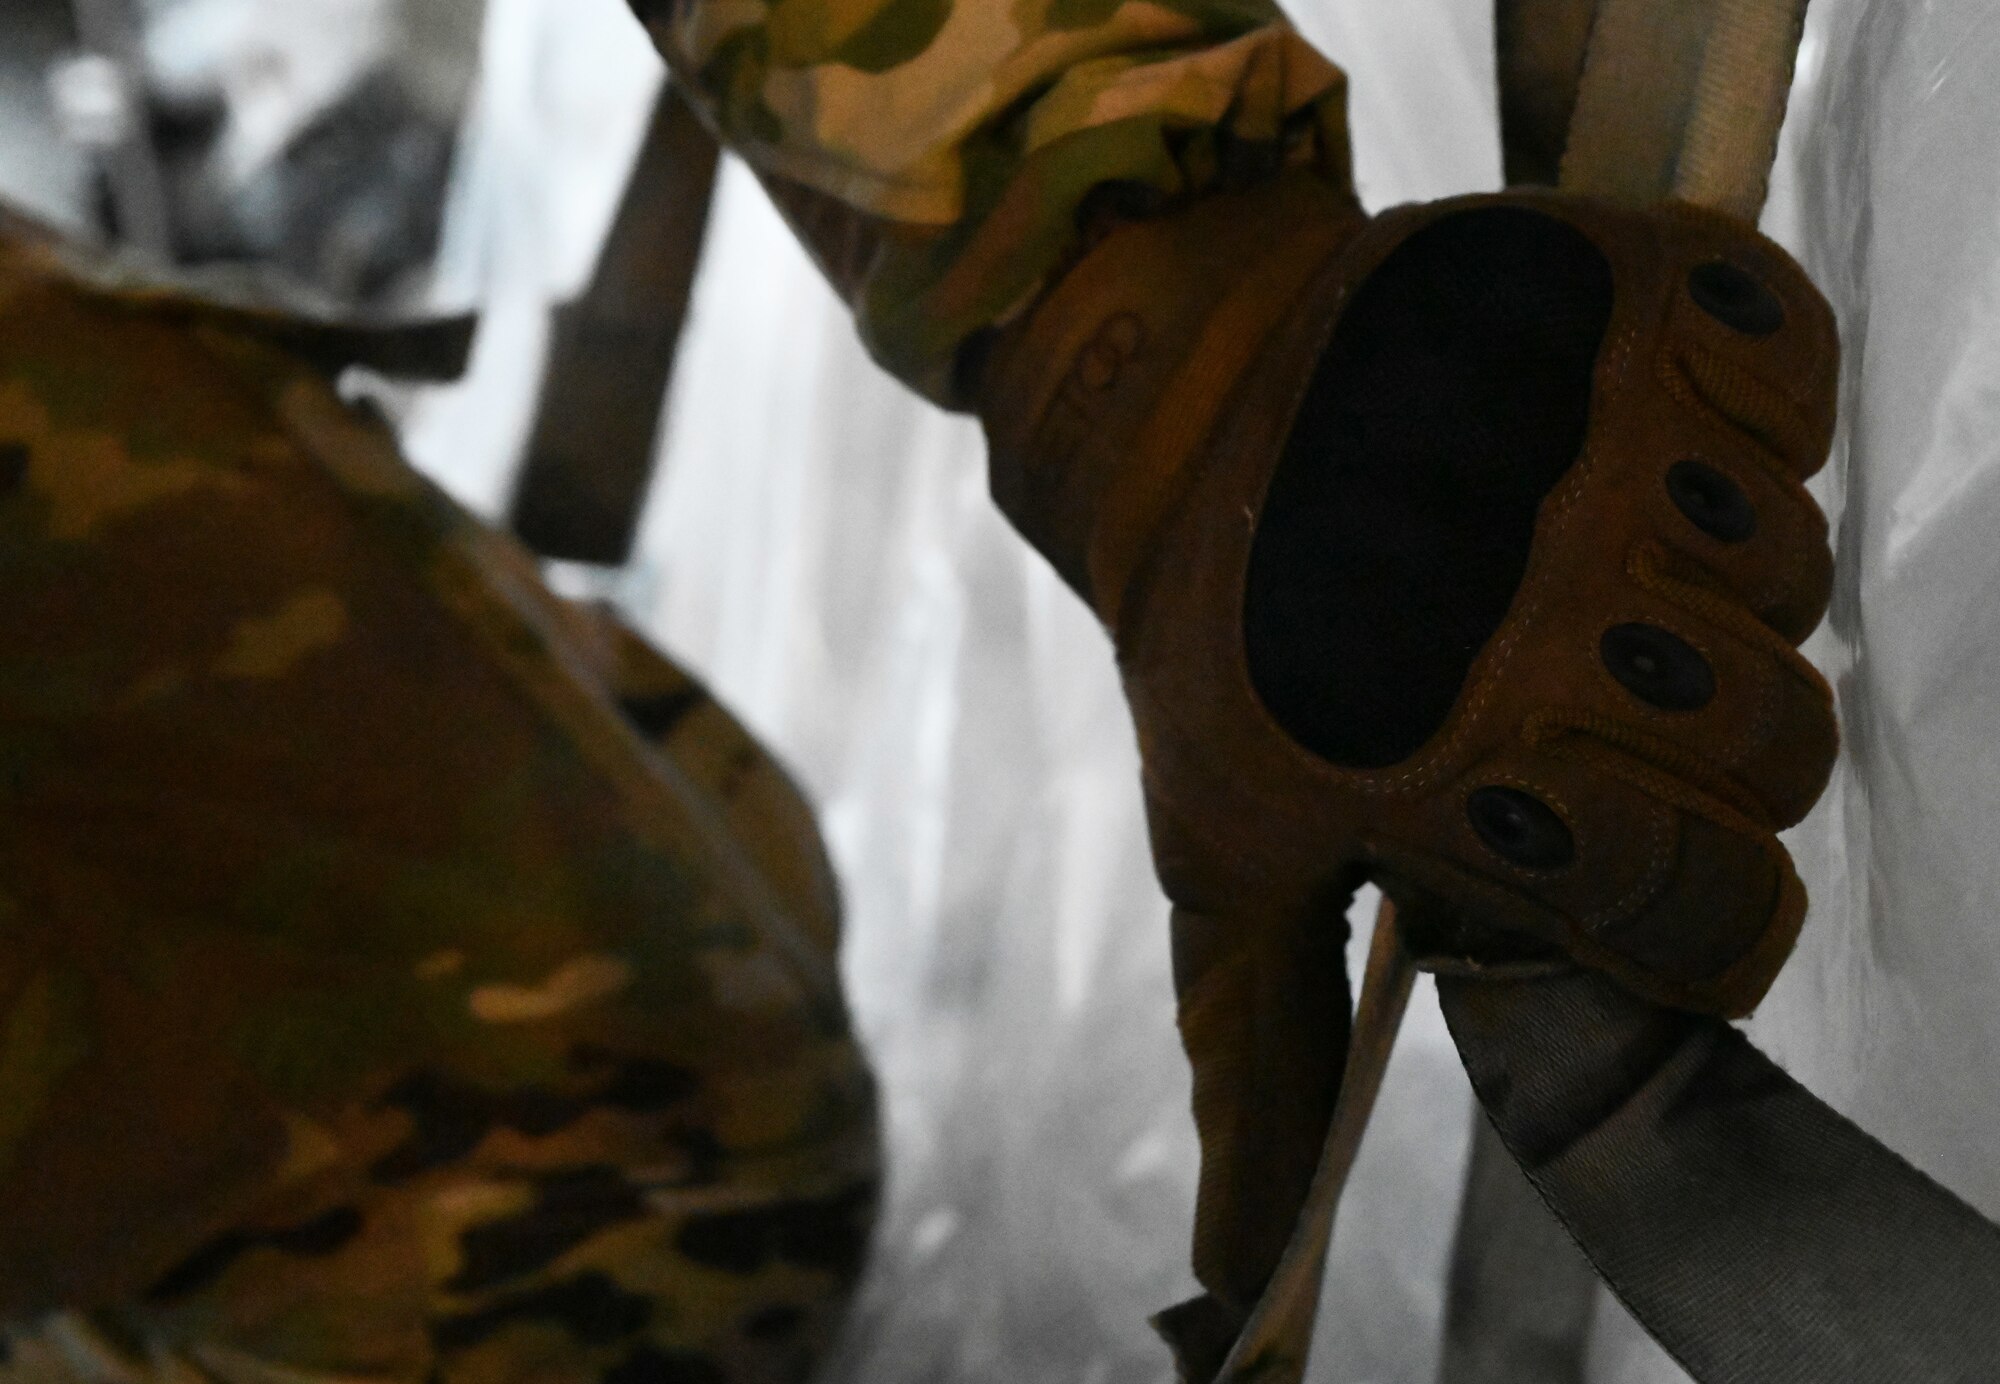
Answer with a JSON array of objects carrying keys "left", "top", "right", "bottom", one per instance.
[
  {"left": 1496, "top": 733, "right": 1678, "bottom": 927},
  {"left": 1531, "top": 713, "right": 1779, "bottom": 857},
  {"left": 1630, "top": 543, "right": 1827, "bottom": 701},
  {"left": 1661, "top": 342, "right": 1823, "bottom": 472},
  {"left": 1525, "top": 708, "right": 1767, "bottom": 826}
]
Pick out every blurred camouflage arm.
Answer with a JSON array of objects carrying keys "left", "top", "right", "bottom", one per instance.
[{"left": 625, "top": 0, "right": 1355, "bottom": 403}]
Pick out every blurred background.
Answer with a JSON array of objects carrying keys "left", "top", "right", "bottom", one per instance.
[{"left": 2, "top": 1, "right": 1998, "bottom": 1381}]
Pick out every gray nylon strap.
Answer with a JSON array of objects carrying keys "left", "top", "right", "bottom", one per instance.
[
  {"left": 1437, "top": 968, "right": 2000, "bottom": 1383},
  {"left": 1553, "top": 0, "right": 1811, "bottom": 219},
  {"left": 1436, "top": 1116, "right": 1594, "bottom": 1384}
]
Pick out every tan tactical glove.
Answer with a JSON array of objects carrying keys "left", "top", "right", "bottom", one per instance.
[{"left": 977, "top": 170, "right": 1838, "bottom": 1370}]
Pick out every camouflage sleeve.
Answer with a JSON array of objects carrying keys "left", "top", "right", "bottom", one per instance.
[{"left": 626, "top": 0, "right": 1354, "bottom": 402}]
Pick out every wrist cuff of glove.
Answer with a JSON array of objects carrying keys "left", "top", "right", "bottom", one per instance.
[{"left": 977, "top": 171, "right": 1367, "bottom": 633}]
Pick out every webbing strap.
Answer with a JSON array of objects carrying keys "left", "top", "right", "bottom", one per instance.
[
  {"left": 1438, "top": 969, "right": 2000, "bottom": 1383},
  {"left": 508, "top": 82, "right": 719, "bottom": 564},
  {"left": 1436, "top": 1116, "right": 1594, "bottom": 1384},
  {"left": 1557, "top": 0, "right": 1811, "bottom": 219}
]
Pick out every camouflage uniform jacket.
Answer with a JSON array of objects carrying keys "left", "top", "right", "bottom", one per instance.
[
  {"left": 627, "top": 0, "right": 1355, "bottom": 400},
  {"left": 0, "top": 228, "right": 876, "bottom": 1383}
]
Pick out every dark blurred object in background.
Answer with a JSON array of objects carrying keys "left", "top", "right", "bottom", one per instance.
[
  {"left": 0, "top": 0, "right": 96, "bottom": 226},
  {"left": 151, "top": 65, "right": 459, "bottom": 302},
  {"left": 12, "top": 0, "right": 483, "bottom": 307}
]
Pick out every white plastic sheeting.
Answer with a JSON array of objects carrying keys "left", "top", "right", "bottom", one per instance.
[
  {"left": 0, "top": 1, "right": 93, "bottom": 228},
  {"left": 295, "top": 0, "right": 2000, "bottom": 1377}
]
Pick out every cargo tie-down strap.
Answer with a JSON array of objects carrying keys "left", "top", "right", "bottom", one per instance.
[
  {"left": 1438, "top": 965, "right": 2000, "bottom": 1382},
  {"left": 1201, "top": 2, "right": 2000, "bottom": 1382}
]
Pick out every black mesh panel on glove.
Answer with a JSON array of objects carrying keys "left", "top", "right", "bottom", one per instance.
[{"left": 1246, "top": 207, "right": 1615, "bottom": 769}]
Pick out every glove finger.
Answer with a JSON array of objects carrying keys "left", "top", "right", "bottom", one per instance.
[
  {"left": 1372, "top": 743, "right": 1808, "bottom": 1017},
  {"left": 1543, "top": 544, "right": 1840, "bottom": 832},
  {"left": 1645, "top": 446, "right": 1833, "bottom": 645},
  {"left": 1139, "top": 782, "right": 1359, "bottom": 1376},
  {"left": 1652, "top": 203, "right": 1840, "bottom": 483},
  {"left": 1163, "top": 888, "right": 1353, "bottom": 1339}
]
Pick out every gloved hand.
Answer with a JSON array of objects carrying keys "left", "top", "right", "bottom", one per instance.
[{"left": 976, "top": 171, "right": 1838, "bottom": 1374}]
